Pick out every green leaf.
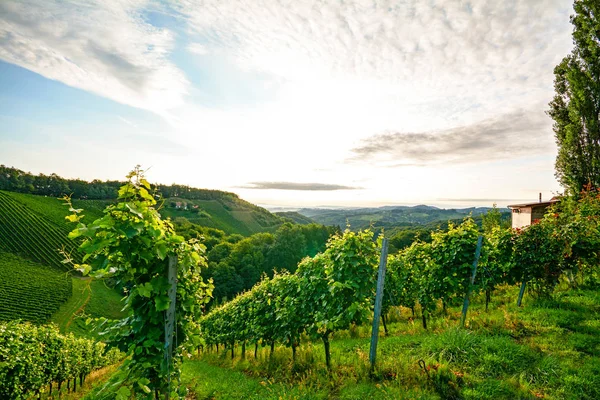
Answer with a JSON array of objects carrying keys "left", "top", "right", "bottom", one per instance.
[
  {"left": 138, "top": 381, "right": 152, "bottom": 394},
  {"left": 138, "top": 282, "right": 153, "bottom": 298},
  {"left": 116, "top": 386, "right": 131, "bottom": 400},
  {"left": 155, "top": 295, "right": 170, "bottom": 311},
  {"left": 156, "top": 242, "right": 168, "bottom": 260}
]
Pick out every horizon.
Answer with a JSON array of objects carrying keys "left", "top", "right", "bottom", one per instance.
[
  {"left": 2, "top": 162, "right": 549, "bottom": 210},
  {"left": 0, "top": 1, "right": 572, "bottom": 207}
]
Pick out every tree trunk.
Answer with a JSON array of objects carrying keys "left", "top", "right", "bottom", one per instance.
[
  {"left": 422, "top": 311, "right": 427, "bottom": 330},
  {"left": 485, "top": 289, "right": 491, "bottom": 312},
  {"left": 241, "top": 342, "right": 246, "bottom": 359},
  {"left": 216, "top": 343, "right": 219, "bottom": 353},
  {"left": 411, "top": 306, "right": 415, "bottom": 318},
  {"left": 442, "top": 299, "right": 447, "bottom": 314},
  {"left": 254, "top": 342, "right": 258, "bottom": 359},
  {"left": 58, "top": 381, "right": 62, "bottom": 397},
  {"left": 231, "top": 341, "right": 235, "bottom": 359},
  {"left": 73, "top": 376, "right": 77, "bottom": 392},
  {"left": 49, "top": 382, "right": 52, "bottom": 395},
  {"left": 322, "top": 335, "right": 331, "bottom": 370},
  {"left": 67, "top": 378, "right": 70, "bottom": 392},
  {"left": 292, "top": 342, "right": 297, "bottom": 361},
  {"left": 270, "top": 341, "right": 275, "bottom": 358}
]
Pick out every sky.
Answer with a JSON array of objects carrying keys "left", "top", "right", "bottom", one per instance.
[{"left": 0, "top": 0, "right": 575, "bottom": 209}]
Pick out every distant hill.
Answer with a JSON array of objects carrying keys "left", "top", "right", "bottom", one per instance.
[
  {"left": 274, "top": 211, "right": 315, "bottom": 225},
  {"left": 298, "top": 204, "right": 508, "bottom": 231},
  {"left": 159, "top": 196, "right": 284, "bottom": 236}
]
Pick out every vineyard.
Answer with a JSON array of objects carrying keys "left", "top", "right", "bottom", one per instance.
[
  {"left": 192, "top": 191, "right": 600, "bottom": 399},
  {"left": 0, "top": 322, "right": 122, "bottom": 399},
  {"left": 4, "top": 191, "right": 109, "bottom": 229},
  {"left": 0, "top": 191, "right": 82, "bottom": 270},
  {"left": 0, "top": 251, "right": 72, "bottom": 323}
]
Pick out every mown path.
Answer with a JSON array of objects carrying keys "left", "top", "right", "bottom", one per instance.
[{"left": 52, "top": 278, "right": 92, "bottom": 332}]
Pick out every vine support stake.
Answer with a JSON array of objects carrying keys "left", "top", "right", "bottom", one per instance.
[
  {"left": 517, "top": 280, "right": 526, "bottom": 307},
  {"left": 369, "top": 238, "right": 389, "bottom": 372},
  {"left": 163, "top": 255, "right": 178, "bottom": 399},
  {"left": 460, "top": 235, "right": 483, "bottom": 327}
]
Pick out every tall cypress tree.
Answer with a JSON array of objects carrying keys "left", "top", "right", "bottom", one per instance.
[{"left": 548, "top": 0, "right": 600, "bottom": 194}]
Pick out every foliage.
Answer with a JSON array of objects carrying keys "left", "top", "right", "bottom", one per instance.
[
  {"left": 482, "top": 203, "right": 510, "bottom": 234},
  {"left": 383, "top": 253, "right": 418, "bottom": 320},
  {"left": 548, "top": 0, "right": 600, "bottom": 194},
  {"left": 199, "top": 229, "right": 380, "bottom": 369},
  {"left": 64, "top": 167, "right": 213, "bottom": 398},
  {"left": 0, "top": 251, "right": 72, "bottom": 323},
  {"left": 428, "top": 218, "right": 480, "bottom": 308},
  {"left": 203, "top": 223, "right": 334, "bottom": 305},
  {"left": 0, "top": 321, "right": 122, "bottom": 400}
]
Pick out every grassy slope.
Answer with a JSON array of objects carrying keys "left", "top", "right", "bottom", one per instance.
[
  {"left": 160, "top": 198, "right": 283, "bottom": 236},
  {"left": 186, "top": 285, "right": 600, "bottom": 400},
  {"left": 51, "top": 278, "right": 126, "bottom": 339},
  {"left": 275, "top": 211, "right": 315, "bottom": 225},
  {"left": 0, "top": 191, "right": 124, "bottom": 335}
]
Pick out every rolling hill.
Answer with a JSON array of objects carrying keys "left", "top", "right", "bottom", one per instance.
[{"left": 298, "top": 204, "right": 509, "bottom": 231}]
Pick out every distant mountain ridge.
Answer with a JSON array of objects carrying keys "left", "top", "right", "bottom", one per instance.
[{"left": 298, "top": 204, "right": 507, "bottom": 230}]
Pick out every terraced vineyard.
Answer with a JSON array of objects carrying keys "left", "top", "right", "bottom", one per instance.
[
  {"left": 0, "top": 251, "right": 72, "bottom": 323},
  {"left": 0, "top": 190, "right": 82, "bottom": 269},
  {"left": 4, "top": 191, "right": 109, "bottom": 228}
]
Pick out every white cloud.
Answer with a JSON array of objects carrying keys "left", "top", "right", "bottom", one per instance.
[
  {"left": 0, "top": 0, "right": 188, "bottom": 114},
  {"left": 187, "top": 42, "right": 208, "bottom": 55}
]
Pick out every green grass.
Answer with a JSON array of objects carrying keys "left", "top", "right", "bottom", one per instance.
[
  {"left": 160, "top": 198, "right": 282, "bottom": 236},
  {"left": 188, "top": 285, "right": 600, "bottom": 400},
  {"left": 51, "top": 278, "right": 126, "bottom": 339},
  {"left": 0, "top": 251, "right": 72, "bottom": 323}
]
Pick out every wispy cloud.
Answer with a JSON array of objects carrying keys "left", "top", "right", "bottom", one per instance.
[
  {"left": 241, "top": 182, "right": 362, "bottom": 191},
  {"left": 0, "top": 0, "right": 188, "bottom": 114},
  {"left": 348, "top": 108, "right": 553, "bottom": 166}
]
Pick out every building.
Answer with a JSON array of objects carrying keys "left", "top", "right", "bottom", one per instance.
[{"left": 507, "top": 194, "right": 559, "bottom": 229}]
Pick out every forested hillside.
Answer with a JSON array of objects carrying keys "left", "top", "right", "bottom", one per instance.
[{"left": 0, "top": 164, "right": 286, "bottom": 236}]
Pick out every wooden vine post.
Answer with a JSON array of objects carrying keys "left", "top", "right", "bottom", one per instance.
[
  {"left": 460, "top": 235, "right": 483, "bottom": 327},
  {"left": 163, "top": 255, "right": 178, "bottom": 399},
  {"left": 517, "top": 281, "right": 527, "bottom": 307},
  {"left": 369, "top": 238, "right": 389, "bottom": 372}
]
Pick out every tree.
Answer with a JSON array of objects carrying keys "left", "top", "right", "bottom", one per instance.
[{"left": 548, "top": 0, "right": 600, "bottom": 194}]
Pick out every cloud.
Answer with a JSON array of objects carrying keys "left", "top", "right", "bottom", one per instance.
[
  {"left": 348, "top": 108, "right": 553, "bottom": 166},
  {"left": 0, "top": 0, "right": 188, "bottom": 114},
  {"left": 187, "top": 42, "right": 208, "bottom": 55},
  {"left": 241, "top": 182, "right": 362, "bottom": 191},
  {"left": 177, "top": 0, "right": 571, "bottom": 93}
]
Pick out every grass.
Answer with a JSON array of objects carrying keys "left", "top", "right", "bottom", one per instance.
[
  {"left": 51, "top": 277, "right": 126, "bottom": 339},
  {"left": 160, "top": 198, "right": 282, "bottom": 236},
  {"left": 186, "top": 284, "right": 600, "bottom": 399}
]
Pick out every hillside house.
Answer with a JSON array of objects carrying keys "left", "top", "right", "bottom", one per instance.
[{"left": 508, "top": 195, "right": 559, "bottom": 229}]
